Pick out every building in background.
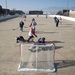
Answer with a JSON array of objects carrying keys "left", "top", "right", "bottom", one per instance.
[
  {"left": 69, "top": 10, "right": 75, "bottom": 18},
  {"left": 29, "top": 10, "right": 43, "bottom": 15}
]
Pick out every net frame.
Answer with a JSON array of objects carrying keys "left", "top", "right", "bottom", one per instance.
[{"left": 18, "top": 42, "right": 56, "bottom": 72}]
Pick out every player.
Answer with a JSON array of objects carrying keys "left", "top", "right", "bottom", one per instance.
[
  {"left": 27, "top": 27, "right": 37, "bottom": 42},
  {"left": 59, "top": 17, "right": 62, "bottom": 25},
  {"left": 19, "top": 20, "right": 24, "bottom": 31},
  {"left": 23, "top": 15, "right": 26, "bottom": 21},
  {"left": 29, "top": 18, "right": 37, "bottom": 30}
]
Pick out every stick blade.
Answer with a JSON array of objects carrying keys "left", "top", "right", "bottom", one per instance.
[{"left": 13, "top": 29, "right": 15, "bottom": 30}]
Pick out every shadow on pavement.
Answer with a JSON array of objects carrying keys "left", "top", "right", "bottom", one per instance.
[{"left": 55, "top": 60, "right": 75, "bottom": 72}]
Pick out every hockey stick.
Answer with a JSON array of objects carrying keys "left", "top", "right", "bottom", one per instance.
[
  {"left": 24, "top": 26, "right": 27, "bottom": 28},
  {"left": 13, "top": 27, "right": 19, "bottom": 30},
  {"left": 24, "top": 26, "right": 30, "bottom": 28}
]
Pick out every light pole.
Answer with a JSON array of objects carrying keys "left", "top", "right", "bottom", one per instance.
[
  {"left": 5, "top": 0, "right": 7, "bottom": 16},
  {"left": 67, "top": 0, "right": 69, "bottom": 10},
  {"left": 67, "top": 0, "right": 69, "bottom": 16}
]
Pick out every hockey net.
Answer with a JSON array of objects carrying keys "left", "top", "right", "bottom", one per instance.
[{"left": 18, "top": 42, "right": 55, "bottom": 72}]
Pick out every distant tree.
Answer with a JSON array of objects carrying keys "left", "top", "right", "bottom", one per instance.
[
  {"left": 0, "top": 5, "right": 3, "bottom": 14},
  {"left": 56, "top": 10, "right": 63, "bottom": 15},
  {"left": 0, "top": 5, "right": 2, "bottom": 9}
]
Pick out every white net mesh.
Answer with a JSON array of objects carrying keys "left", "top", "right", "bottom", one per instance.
[{"left": 18, "top": 43, "right": 55, "bottom": 72}]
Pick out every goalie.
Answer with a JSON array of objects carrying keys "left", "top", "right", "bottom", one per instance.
[{"left": 28, "top": 37, "right": 46, "bottom": 51}]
